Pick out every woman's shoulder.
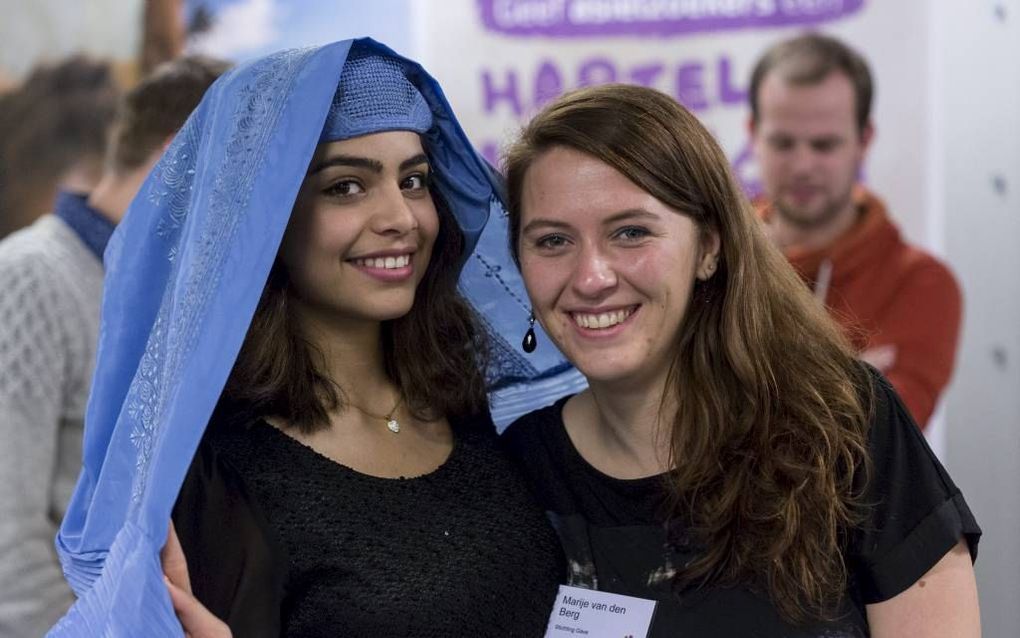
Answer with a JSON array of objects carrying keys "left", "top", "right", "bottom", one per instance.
[
  {"left": 448, "top": 408, "right": 498, "bottom": 439},
  {"left": 858, "top": 363, "right": 939, "bottom": 468},
  {"left": 202, "top": 409, "right": 305, "bottom": 466},
  {"left": 500, "top": 395, "right": 571, "bottom": 456},
  {"left": 178, "top": 414, "right": 276, "bottom": 508},
  {"left": 862, "top": 363, "right": 902, "bottom": 422},
  {"left": 848, "top": 364, "right": 981, "bottom": 603},
  {"left": 173, "top": 417, "right": 288, "bottom": 636}
]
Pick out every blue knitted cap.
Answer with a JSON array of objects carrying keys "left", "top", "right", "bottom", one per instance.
[{"left": 320, "top": 52, "right": 433, "bottom": 142}]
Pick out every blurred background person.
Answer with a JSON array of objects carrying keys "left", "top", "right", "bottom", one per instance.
[
  {"left": 0, "top": 55, "right": 120, "bottom": 239},
  {"left": 0, "top": 54, "right": 227, "bottom": 636},
  {"left": 0, "top": 0, "right": 186, "bottom": 240},
  {"left": 748, "top": 33, "right": 962, "bottom": 430}
]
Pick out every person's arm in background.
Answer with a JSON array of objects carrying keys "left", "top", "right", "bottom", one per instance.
[
  {"left": 0, "top": 256, "right": 76, "bottom": 634},
  {"left": 860, "top": 259, "right": 962, "bottom": 429}
]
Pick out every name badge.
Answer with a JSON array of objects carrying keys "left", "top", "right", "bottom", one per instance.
[{"left": 545, "top": 584, "right": 657, "bottom": 638}]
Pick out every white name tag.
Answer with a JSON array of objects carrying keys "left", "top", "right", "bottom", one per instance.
[{"left": 544, "top": 584, "right": 657, "bottom": 638}]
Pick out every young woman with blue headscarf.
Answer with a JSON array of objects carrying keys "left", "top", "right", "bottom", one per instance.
[{"left": 49, "top": 40, "right": 562, "bottom": 637}]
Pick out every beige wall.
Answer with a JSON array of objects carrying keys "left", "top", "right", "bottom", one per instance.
[
  {"left": 935, "top": 2, "right": 1020, "bottom": 636},
  {"left": 0, "top": 0, "right": 142, "bottom": 80}
]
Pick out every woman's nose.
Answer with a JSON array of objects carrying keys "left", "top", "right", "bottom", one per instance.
[
  {"left": 570, "top": 245, "right": 618, "bottom": 298},
  {"left": 371, "top": 186, "right": 419, "bottom": 235}
]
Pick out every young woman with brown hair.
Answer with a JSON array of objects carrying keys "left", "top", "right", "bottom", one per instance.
[{"left": 501, "top": 84, "right": 981, "bottom": 637}]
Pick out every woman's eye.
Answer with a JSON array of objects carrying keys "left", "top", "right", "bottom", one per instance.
[
  {"left": 324, "top": 180, "right": 363, "bottom": 198},
  {"left": 401, "top": 173, "right": 430, "bottom": 191},
  {"left": 536, "top": 234, "right": 568, "bottom": 250},
  {"left": 615, "top": 226, "right": 650, "bottom": 241}
]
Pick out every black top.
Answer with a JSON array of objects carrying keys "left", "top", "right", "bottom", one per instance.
[
  {"left": 173, "top": 414, "right": 564, "bottom": 637},
  {"left": 500, "top": 370, "right": 981, "bottom": 637}
]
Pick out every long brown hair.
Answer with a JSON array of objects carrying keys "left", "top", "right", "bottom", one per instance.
[
  {"left": 504, "top": 84, "right": 872, "bottom": 623},
  {"left": 215, "top": 191, "right": 489, "bottom": 434}
]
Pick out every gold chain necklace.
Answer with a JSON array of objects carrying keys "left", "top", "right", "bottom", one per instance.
[{"left": 348, "top": 394, "right": 405, "bottom": 433}]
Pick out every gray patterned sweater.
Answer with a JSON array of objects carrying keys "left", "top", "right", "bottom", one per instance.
[{"left": 0, "top": 215, "right": 103, "bottom": 635}]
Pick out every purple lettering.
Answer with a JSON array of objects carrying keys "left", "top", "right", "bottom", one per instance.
[
  {"left": 481, "top": 68, "right": 523, "bottom": 116},
  {"left": 717, "top": 56, "right": 747, "bottom": 105},
  {"left": 534, "top": 60, "right": 564, "bottom": 108},
  {"left": 676, "top": 63, "right": 708, "bottom": 111},
  {"left": 477, "top": 0, "right": 865, "bottom": 37},
  {"left": 577, "top": 57, "right": 617, "bottom": 87}
]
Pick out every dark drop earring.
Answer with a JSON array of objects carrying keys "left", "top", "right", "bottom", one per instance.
[{"left": 522, "top": 312, "right": 537, "bottom": 353}]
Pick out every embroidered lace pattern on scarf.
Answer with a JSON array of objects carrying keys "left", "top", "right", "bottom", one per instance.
[{"left": 125, "top": 47, "right": 316, "bottom": 505}]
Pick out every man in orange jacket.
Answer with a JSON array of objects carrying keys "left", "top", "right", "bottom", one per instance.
[{"left": 748, "top": 33, "right": 961, "bottom": 430}]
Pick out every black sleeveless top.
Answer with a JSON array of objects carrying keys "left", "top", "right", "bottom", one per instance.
[{"left": 173, "top": 414, "right": 564, "bottom": 637}]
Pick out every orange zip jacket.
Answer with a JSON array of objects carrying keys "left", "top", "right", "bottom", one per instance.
[{"left": 758, "top": 188, "right": 962, "bottom": 430}]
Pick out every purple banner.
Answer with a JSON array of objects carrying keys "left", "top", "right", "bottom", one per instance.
[{"left": 478, "top": 0, "right": 865, "bottom": 37}]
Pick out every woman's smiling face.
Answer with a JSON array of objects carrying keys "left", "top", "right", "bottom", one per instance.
[
  {"left": 280, "top": 130, "right": 438, "bottom": 327},
  {"left": 517, "top": 145, "right": 718, "bottom": 389}
]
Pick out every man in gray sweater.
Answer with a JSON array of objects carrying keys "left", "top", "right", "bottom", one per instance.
[{"left": 0, "top": 55, "right": 228, "bottom": 636}]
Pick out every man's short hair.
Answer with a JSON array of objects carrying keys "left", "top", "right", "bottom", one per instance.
[
  {"left": 107, "top": 55, "right": 230, "bottom": 173},
  {"left": 749, "top": 33, "right": 874, "bottom": 132}
]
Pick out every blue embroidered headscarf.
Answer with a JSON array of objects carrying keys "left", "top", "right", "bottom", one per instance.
[{"left": 48, "top": 38, "right": 581, "bottom": 637}]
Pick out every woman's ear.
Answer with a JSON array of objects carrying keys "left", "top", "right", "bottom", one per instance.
[{"left": 696, "top": 229, "right": 722, "bottom": 281}]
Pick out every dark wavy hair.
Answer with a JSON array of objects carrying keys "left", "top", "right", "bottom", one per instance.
[
  {"left": 504, "top": 84, "right": 873, "bottom": 623},
  {"left": 215, "top": 190, "right": 489, "bottom": 434}
]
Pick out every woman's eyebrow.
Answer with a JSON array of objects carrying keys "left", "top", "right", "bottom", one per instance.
[
  {"left": 399, "top": 153, "right": 429, "bottom": 171},
  {"left": 521, "top": 218, "right": 572, "bottom": 235},
  {"left": 307, "top": 155, "right": 382, "bottom": 175},
  {"left": 602, "top": 208, "right": 658, "bottom": 225},
  {"left": 308, "top": 153, "right": 429, "bottom": 176}
]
